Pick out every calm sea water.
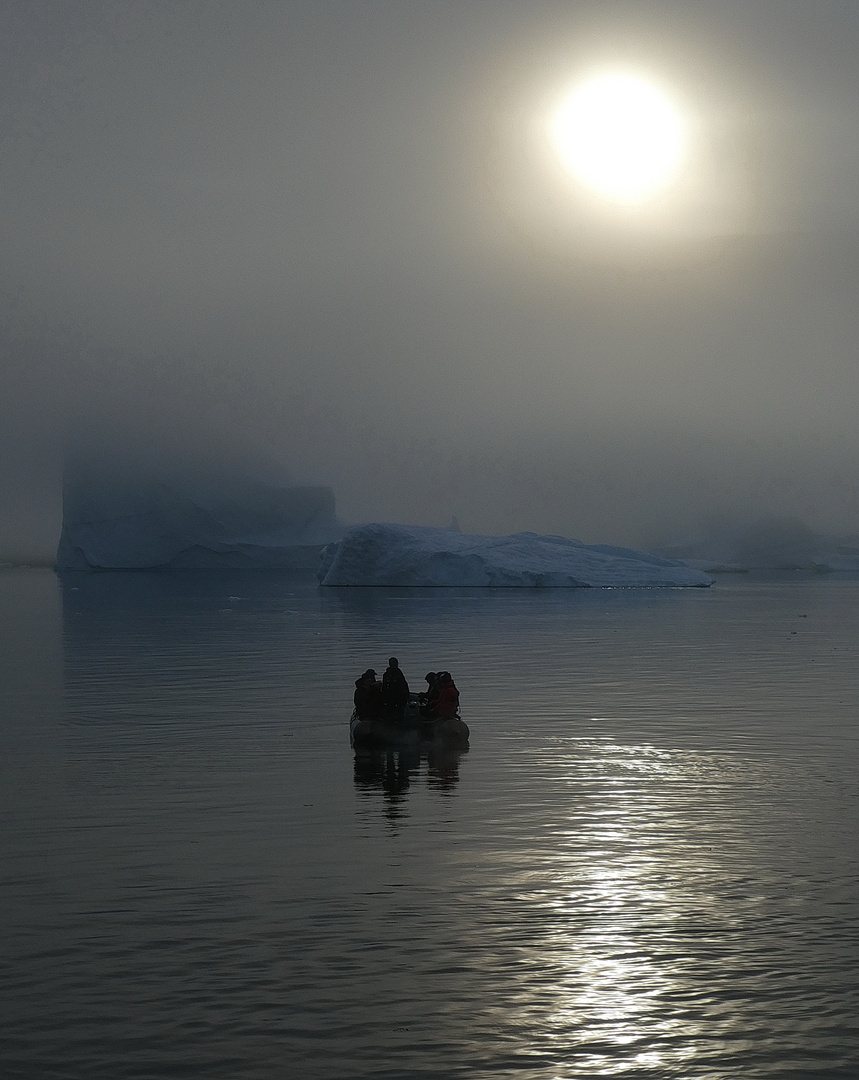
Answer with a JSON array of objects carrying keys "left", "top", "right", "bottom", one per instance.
[{"left": 1, "top": 567, "right": 858, "bottom": 1079}]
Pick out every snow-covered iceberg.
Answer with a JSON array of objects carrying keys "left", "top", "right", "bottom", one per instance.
[
  {"left": 318, "top": 523, "right": 713, "bottom": 587},
  {"left": 56, "top": 458, "right": 344, "bottom": 570}
]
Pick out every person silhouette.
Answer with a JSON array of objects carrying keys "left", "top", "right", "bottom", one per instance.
[
  {"left": 382, "top": 656, "right": 410, "bottom": 719},
  {"left": 354, "top": 668, "right": 382, "bottom": 719}
]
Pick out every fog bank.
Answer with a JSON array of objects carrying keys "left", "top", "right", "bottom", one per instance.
[{"left": 4, "top": 1, "right": 859, "bottom": 560}]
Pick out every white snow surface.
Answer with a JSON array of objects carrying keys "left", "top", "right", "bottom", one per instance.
[{"left": 318, "top": 523, "right": 713, "bottom": 587}]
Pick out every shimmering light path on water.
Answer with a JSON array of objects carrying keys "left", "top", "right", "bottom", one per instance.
[{"left": 1, "top": 569, "right": 858, "bottom": 1078}]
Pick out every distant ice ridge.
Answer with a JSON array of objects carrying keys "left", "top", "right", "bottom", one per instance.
[
  {"left": 318, "top": 523, "right": 713, "bottom": 587},
  {"left": 655, "top": 517, "right": 859, "bottom": 573},
  {"left": 56, "top": 458, "right": 343, "bottom": 570}
]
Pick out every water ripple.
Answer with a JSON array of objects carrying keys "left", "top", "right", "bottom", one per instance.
[{"left": 1, "top": 572, "right": 858, "bottom": 1077}]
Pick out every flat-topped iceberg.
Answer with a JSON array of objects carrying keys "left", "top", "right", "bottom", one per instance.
[
  {"left": 56, "top": 457, "right": 344, "bottom": 570},
  {"left": 318, "top": 523, "right": 713, "bottom": 587}
]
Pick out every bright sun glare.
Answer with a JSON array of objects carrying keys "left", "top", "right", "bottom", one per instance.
[{"left": 550, "top": 71, "right": 686, "bottom": 204}]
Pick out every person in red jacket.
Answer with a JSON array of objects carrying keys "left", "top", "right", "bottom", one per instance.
[{"left": 434, "top": 671, "right": 460, "bottom": 718}]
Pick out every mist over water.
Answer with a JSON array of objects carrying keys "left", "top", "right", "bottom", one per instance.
[
  {"left": 6, "top": 2, "right": 859, "bottom": 559},
  {"left": 5, "top": 12, "right": 859, "bottom": 1079}
]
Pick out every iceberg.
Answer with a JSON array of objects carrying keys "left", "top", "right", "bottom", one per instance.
[
  {"left": 56, "top": 458, "right": 343, "bottom": 570},
  {"left": 318, "top": 523, "right": 713, "bottom": 587}
]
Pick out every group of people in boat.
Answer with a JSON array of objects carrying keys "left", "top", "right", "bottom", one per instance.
[{"left": 353, "top": 658, "right": 460, "bottom": 722}]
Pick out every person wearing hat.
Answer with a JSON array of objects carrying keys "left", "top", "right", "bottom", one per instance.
[{"left": 354, "top": 668, "right": 382, "bottom": 719}]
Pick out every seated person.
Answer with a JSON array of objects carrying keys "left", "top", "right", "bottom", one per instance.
[
  {"left": 434, "top": 671, "right": 460, "bottom": 718},
  {"left": 353, "top": 669, "right": 382, "bottom": 719},
  {"left": 419, "top": 671, "right": 439, "bottom": 717}
]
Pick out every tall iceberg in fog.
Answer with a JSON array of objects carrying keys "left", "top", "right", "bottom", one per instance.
[
  {"left": 318, "top": 523, "right": 712, "bottom": 587},
  {"left": 56, "top": 455, "right": 343, "bottom": 570}
]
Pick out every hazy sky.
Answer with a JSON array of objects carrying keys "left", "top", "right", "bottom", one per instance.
[{"left": 4, "top": 0, "right": 859, "bottom": 560}]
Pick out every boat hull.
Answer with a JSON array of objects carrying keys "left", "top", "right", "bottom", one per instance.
[{"left": 350, "top": 711, "right": 469, "bottom": 749}]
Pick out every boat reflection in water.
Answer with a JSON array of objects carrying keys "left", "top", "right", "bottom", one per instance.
[
  {"left": 350, "top": 691, "right": 470, "bottom": 820},
  {"left": 353, "top": 742, "right": 468, "bottom": 817}
]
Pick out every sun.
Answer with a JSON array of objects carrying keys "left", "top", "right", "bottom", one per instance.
[{"left": 550, "top": 71, "right": 686, "bottom": 204}]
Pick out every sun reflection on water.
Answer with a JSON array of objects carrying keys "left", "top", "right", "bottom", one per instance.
[{"left": 500, "top": 737, "right": 770, "bottom": 1077}]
